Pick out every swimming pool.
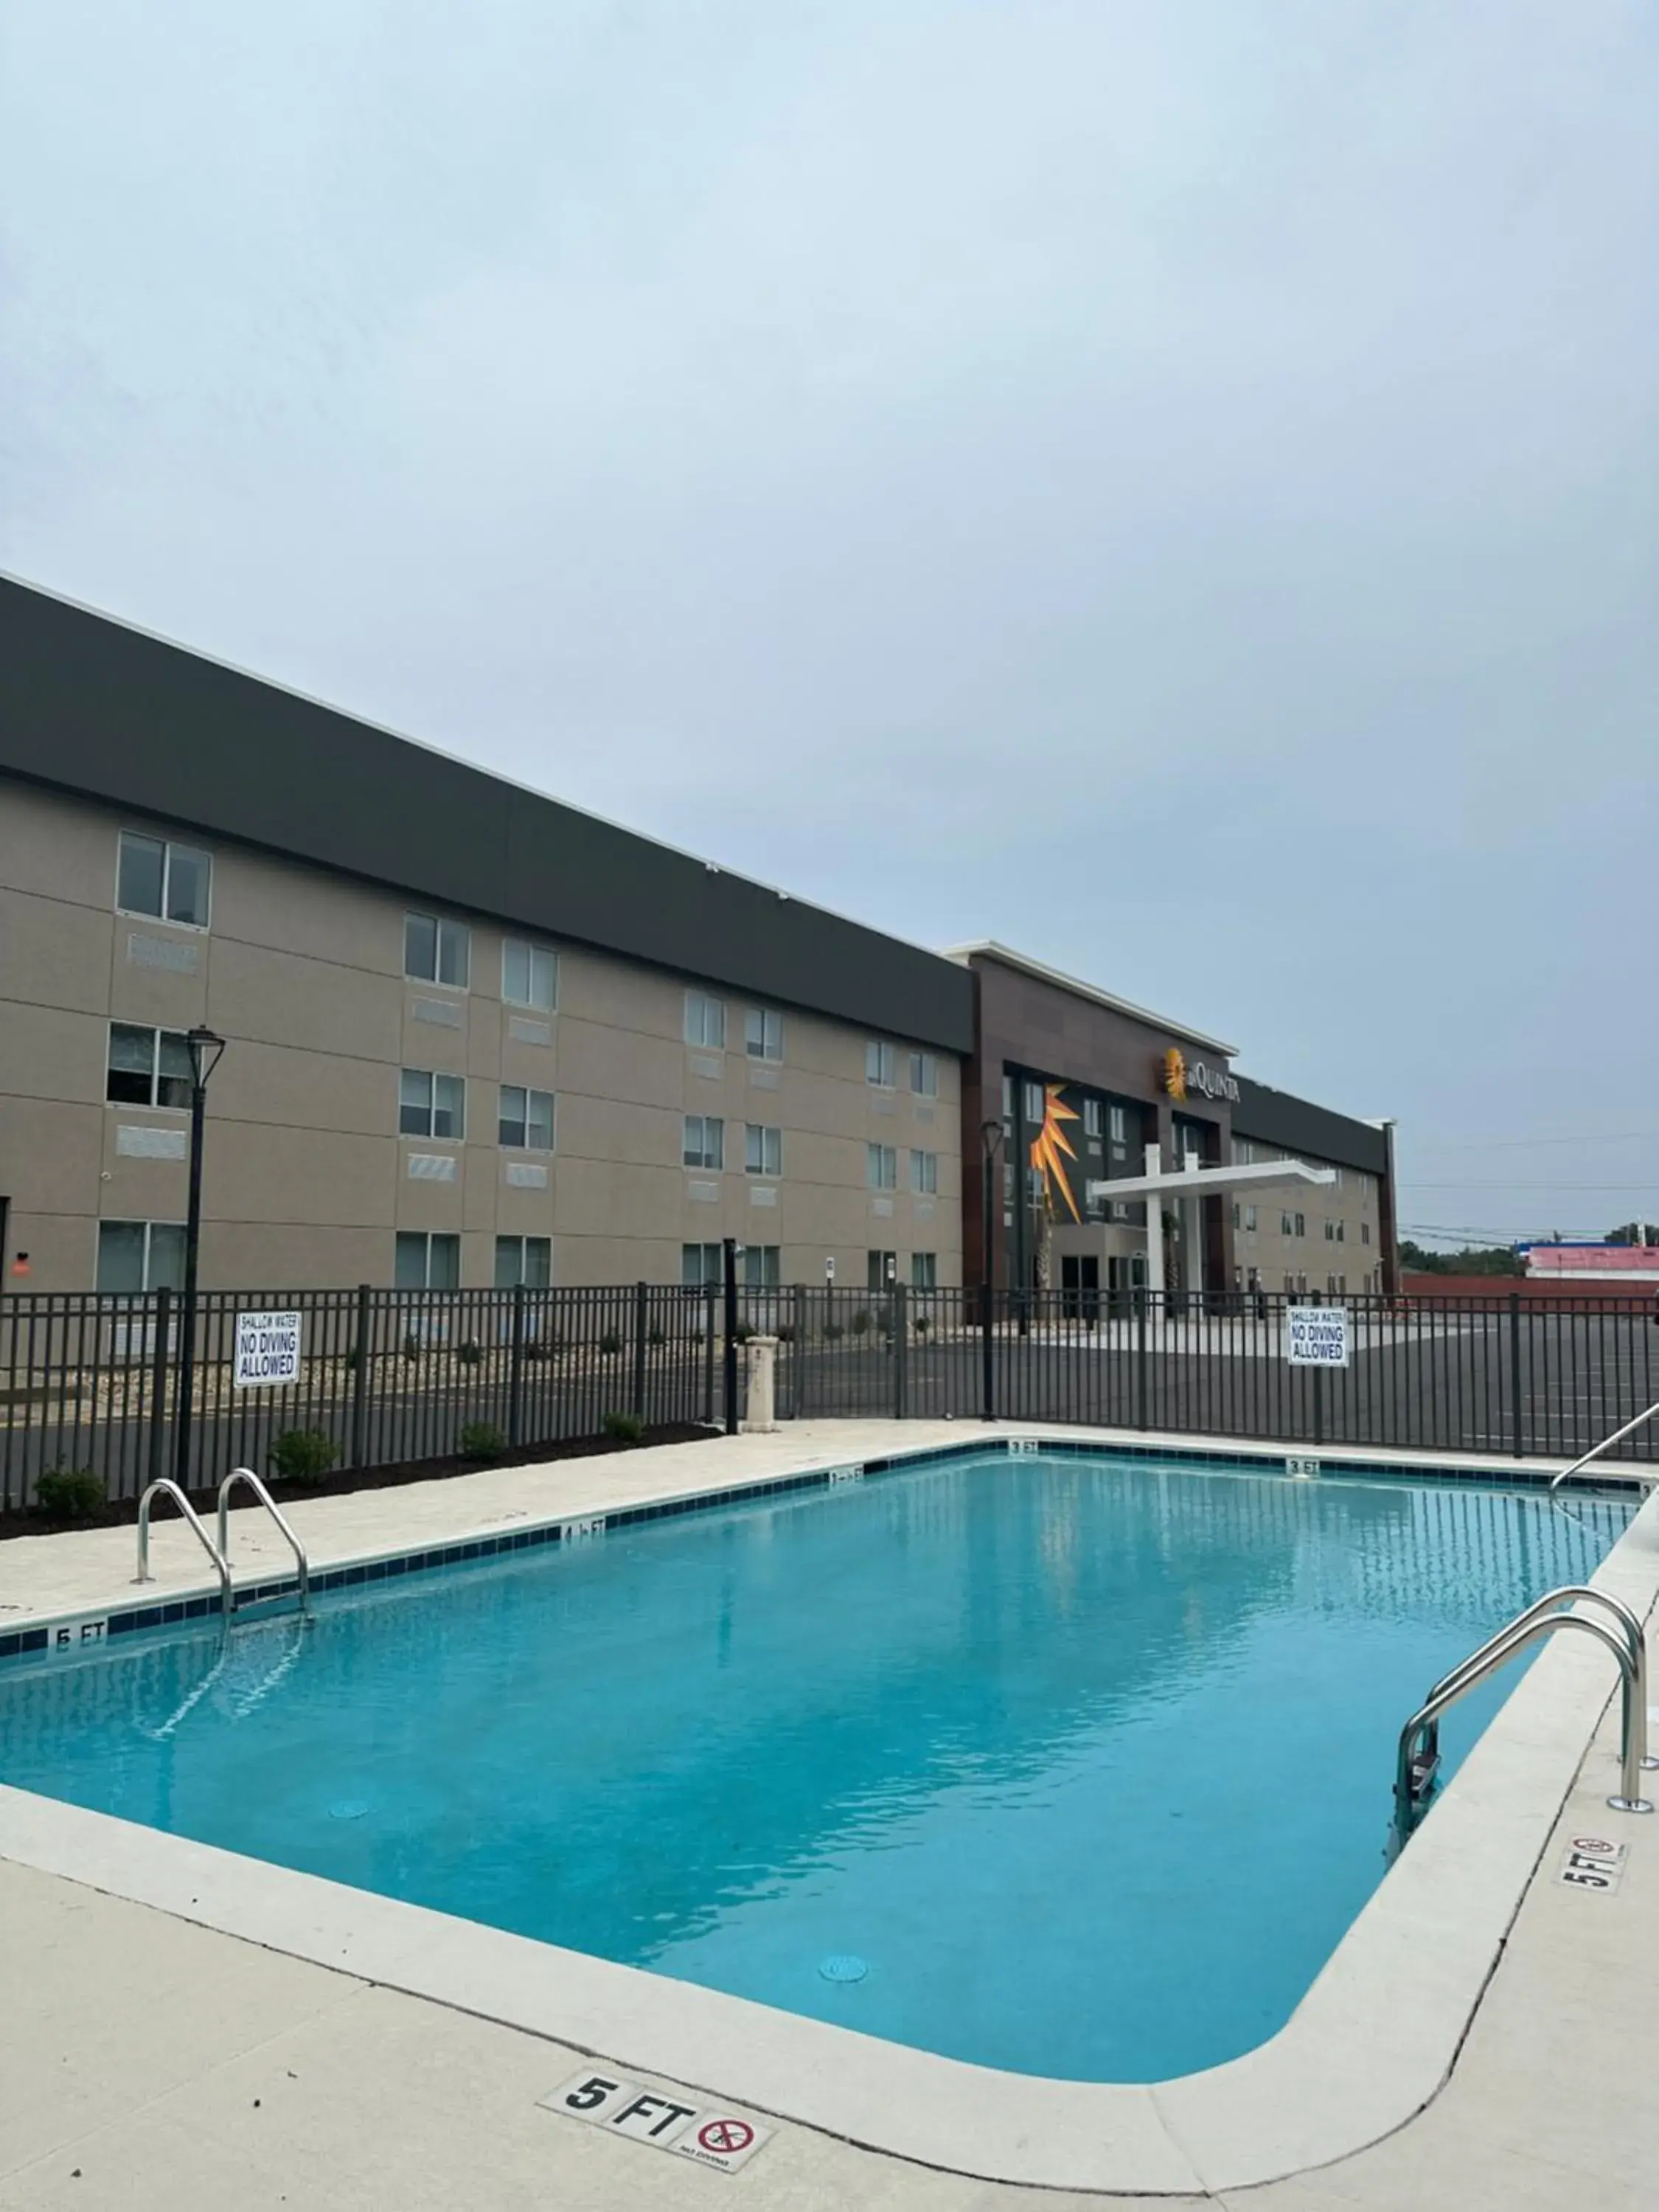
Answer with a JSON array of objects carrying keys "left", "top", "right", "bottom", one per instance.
[{"left": 0, "top": 1445, "right": 1632, "bottom": 2082}]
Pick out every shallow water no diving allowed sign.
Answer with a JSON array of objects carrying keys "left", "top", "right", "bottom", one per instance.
[
  {"left": 1284, "top": 1305, "right": 1351, "bottom": 1368},
  {"left": 232, "top": 1309, "right": 303, "bottom": 1388}
]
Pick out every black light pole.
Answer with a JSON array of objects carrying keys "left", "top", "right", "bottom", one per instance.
[
  {"left": 722, "top": 1236, "right": 740, "bottom": 1436},
  {"left": 981, "top": 1119, "right": 1004, "bottom": 1422},
  {"left": 174, "top": 1025, "right": 226, "bottom": 1489}
]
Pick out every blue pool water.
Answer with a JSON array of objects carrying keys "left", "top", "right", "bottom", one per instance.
[{"left": 0, "top": 1450, "right": 1632, "bottom": 2081}]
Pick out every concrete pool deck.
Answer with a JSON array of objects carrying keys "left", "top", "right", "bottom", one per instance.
[{"left": 1, "top": 1421, "right": 1656, "bottom": 2207}]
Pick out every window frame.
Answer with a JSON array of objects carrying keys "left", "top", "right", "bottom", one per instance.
[
  {"left": 493, "top": 1234, "right": 552, "bottom": 1289},
  {"left": 95, "top": 1217, "right": 187, "bottom": 1293},
  {"left": 398, "top": 1068, "right": 467, "bottom": 1141},
  {"left": 911, "top": 1251, "right": 937, "bottom": 1290},
  {"left": 742, "top": 1243, "right": 781, "bottom": 1289},
  {"left": 116, "top": 830, "right": 212, "bottom": 931},
  {"left": 866, "top": 1039, "right": 897, "bottom": 1088},
  {"left": 684, "top": 991, "right": 726, "bottom": 1050},
  {"left": 744, "top": 1006, "right": 784, "bottom": 1062},
  {"left": 394, "top": 1230, "right": 461, "bottom": 1290},
  {"left": 866, "top": 1142, "right": 898, "bottom": 1191},
  {"left": 501, "top": 939, "right": 558, "bottom": 1012},
  {"left": 683, "top": 1114, "right": 725, "bottom": 1172},
  {"left": 105, "top": 1022, "right": 195, "bottom": 1112},
  {"left": 866, "top": 1249, "right": 897, "bottom": 1290},
  {"left": 681, "top": 1242, "right": 723, "bottom": 1287},
  {"left": 403, "top": 911, "right": 471, "bottom": 991},
  {"left": 744, "top": 1122, "right": 782, "bottom": 1178},
  {"left": 498, "top": 1084, "right": 555, "bottom": 1152},
  {"left": 909, "top": 1148, "right": 938, "bottom": 1195},
  {"left": 908, "top": 1049, "right": 938, "bottom": 1098}
]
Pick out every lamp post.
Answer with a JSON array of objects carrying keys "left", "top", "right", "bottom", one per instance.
[
  {"left": 173, "top": 1025, "right": 226, "bottom": 1489},
  {"left": 981, "top": 1118, "right": 1005, "bottom": 1421}
]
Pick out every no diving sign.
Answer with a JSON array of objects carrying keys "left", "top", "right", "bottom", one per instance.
[
  {"left": 540, "top": 2068, "right": 773, "bottom": 2174},
  {"left": 233, "top": 1310, "right": 302, "bottom": 1389},
  {"left": 1284, "top": 1305, "right": 1350, "bottom": 1368}
]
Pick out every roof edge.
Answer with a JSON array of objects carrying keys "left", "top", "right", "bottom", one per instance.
[{"left": 941, "top": 942, "right": 1240, "bottom": 1059}]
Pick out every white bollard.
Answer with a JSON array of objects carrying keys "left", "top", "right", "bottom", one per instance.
[{"left": 742, "top": 1335, "right": 779, "bottom": 1433}]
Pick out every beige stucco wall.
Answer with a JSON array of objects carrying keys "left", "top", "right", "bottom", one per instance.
[{"left": 0, "top": 778, "right": 963, "bottom": 1291}]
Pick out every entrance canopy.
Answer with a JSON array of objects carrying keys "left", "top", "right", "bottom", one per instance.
[{"left": 1084, "top": 1150, "right": 1338, "bottom": 1295}]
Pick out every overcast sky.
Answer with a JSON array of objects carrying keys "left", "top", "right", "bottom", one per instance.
[{"left": 4, "top": 2, "right": 1655, "bottom": 1245}]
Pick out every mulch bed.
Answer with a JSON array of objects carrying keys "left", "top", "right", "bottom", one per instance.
[{"left": 0, "top": 1422, "right": 721, "bottom": 1540}]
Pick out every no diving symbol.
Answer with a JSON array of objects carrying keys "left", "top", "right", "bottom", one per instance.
[{"left": 699, "top": 2118, "right": 754, "bottom": 2156}]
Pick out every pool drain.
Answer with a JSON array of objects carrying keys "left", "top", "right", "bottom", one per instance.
[
  {"left": 328, "top": 1800, "right": 369, "bottom": 1821},
  {"left": 818, "top": 1954, "right": 868, "bottom": 1984}
]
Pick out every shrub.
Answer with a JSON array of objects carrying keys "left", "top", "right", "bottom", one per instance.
[
  {"left": 775, "top": 1322, "right": 796, "bottom": 1343},
  {"left": 456, "top": 1339, "right": 483, "bottom": 1368},
  {"left": 401, "top": 1331, "right": 423, "bottom": 1361},
  {"left": 732, "top": 1320, "right": 755, "bottom": 1344},
  {"left": 647, "top": 1326, "right": 666, "bottom": 1348},
  {"left": 599, "top": 1330, "right": 622, "bottom": 1357},
  {"left": 850, "top": 1309, "right": 870, "bottom": 1337},
  {"left": 269, "top": 1428, "right": 338, "bottom": 1484},
  {"left": 913, "top": 1314, "right": 932, "bottom": 1337},
  {"left": 602, "top": 1411, "right": 645, "bottom": 1446},
  {"left": 35, "top": 1467, "right": 105, "bottom": 1521},
  {"left": 459, "top": 1420, "right": 508, "bottom": 1460},
  {"left": 342, "top": 1343, "right": 362, "bottom": 1371},
  {"left": 824, "top": 1320, "right": 844, "bottom": 1342}
]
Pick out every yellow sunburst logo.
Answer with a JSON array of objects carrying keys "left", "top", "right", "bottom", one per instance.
[
  {"left": 1160, "top": 1047, "right": 1187, "bottom": 1102},
  {"left": 1029, "top": 1083, "right": 1082, "bottom": 1223}
]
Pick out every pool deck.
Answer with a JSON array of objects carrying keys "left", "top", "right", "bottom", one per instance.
[{"left": 2, "top": 1419, "right": 1656, "bottom": 2208}]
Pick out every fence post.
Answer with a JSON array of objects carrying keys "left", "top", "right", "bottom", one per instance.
[
  {"left": 146, "top": 1286, "right": 173, "bottom": 1492},
  {"left": 722, "top": 1239, "right": 739, "bottom": 1436},
  {"left": 703, "top": 1286, "right": 716, "bottom": 1423},
  {"left": 894, "top": 1282, "right": 908, "bottom": 1419},
  {"left": 1509, "top": 1290, "right": 1524, "bottom": 1460},
  {"left": 506, "top": 1283, "right": 526, "bottom": 1450},
  {"left": 980, "top": 1279, "right": 995, "bottom": 1422},
  {"left": 631, "top": 1281, "right": 647, "bottom": 1425},
  {"left": 791, "top": 1284, "right": 806, "bottom": 1419},
  {"left": 347, "top": 1283, "right": 372, "bottom": 1468},
  {"left": 1135, "top": 1288, "right": 1148, "bottom": 1430},
  {"left": 1311, "top": 1287, "right": 1325, "bottom": 1448}
]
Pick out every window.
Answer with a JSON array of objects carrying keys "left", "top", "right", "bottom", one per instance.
[
  {"left": 742, "top": 1245, "right": 780, "bottom": 1288},
  {"left": 867, "top": 1250, "right": 897, "bottom": 1290},
  {"left": 1336, "top": 1220, "right": 1346, "bottom": 1243},
  {"left": 399, "top": 1069, "right": 465, "bottom": 1140},
  {"left": 1295, "top": 1212, "right": 1306, "bottom": 1237},
  {"left": 1023, "top": 1081, "right": 1044, "bottom": 1124},
  {"left": 1083, "top": 1098, "right": 1102, "bottom": 1139},
  {"left": 866, "top": 1143, "right": 897, "bottom": 1190},
  {"left": 494, "top": 1235, "right": 552, "bottom": 1288},
  {"left": 395, "top": 1231, "right": 460, "bottom": 1289},
  {"left": 745, "top": 1007, "right": 783, "bottom": 1061},
  {"left": 106, "top": 1024, "right": 194, "bottom": 1110},
  {"left": 910, "top": 1149, "right": 938, "bottom": 1195},
  {"left": 498, "top": 1085, "right": 555, "bottom": 1150},
  {"left": 1232, "top": 1203, "right": 1240, "bottom": 1230},
  {"left": 683, "top": 1115, "right": 724, "bottom": 1171},
  {"left": 501, "top": 940, "right": 557, "bottom": 1010},
  {"left": 1244, "top": 1206, "right": 1257, "bottom": 1232},
  {"left": 866, "top": 1039, "right": 896, "bottom": 1087},
  {"left": 117, "top": 832, "right": 211, "bottom": 928},
  {"left": 909, "top": 1050, "right": 937, "bottom": 1097},
  {"left": 744, "top": 1124, "right": 782, "bottom": 1177},
  {"left": 1001, "top": 1074, "right": 1014, "bottom": 1123},
  {"left": 1362, "top": 1222, "right": 1372, "bottom": 1245},
  {"left": 96, "top": 1219, "right": 185, "bottom": 1292},
  {"left": 1324, "top": 1220, "right": 1335, "bottom": 1242},
  {"left": 911, "top": 1252, "right": 937, "bottom": 1290},
  {"left": 685, "top": 992, "right": 726, "bottom": 1049},
  {"left": 1281, "top": 1212, "right": 1293, "bottom": 1237},
  {"left": 404, "top": 912, "right": 470, "bottom": 989},
  {"left": 1234, "top": 1138, "right": 1254, "bottom": 1166},
  {"left": 1109, "top": 1104, "right": 1128, "bottom": 1145},
  {"left": 1332, "top": 1165, "right": 1345, "bottom": 1189},
  {"left": 681, "top": 1242, "right": 723, "bottom": 1287}
]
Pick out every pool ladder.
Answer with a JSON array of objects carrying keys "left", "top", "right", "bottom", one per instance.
[
  {"left": 134, "top": 1468, "right": 310, "bottom": 1618},
  {"left": 1394, "top": 1585, "right": 1655, "bottom": 1845}
]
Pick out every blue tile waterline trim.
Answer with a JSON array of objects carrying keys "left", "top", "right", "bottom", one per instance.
[{"left": 2, "top": 1434, "right": 1644, "bottom": 1668}]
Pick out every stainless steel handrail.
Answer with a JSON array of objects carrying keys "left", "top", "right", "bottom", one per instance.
[
  {"left": 134, "top": 1478, "right": 232, "bottom": 1618},
  {"left": 1548, "top": 1400, "right": 1659, "bottom": 1492},
  {"left": 217, "top": 1467, "right": 310, "bottom": 1613},
  {"left": 1395, "top": 1610, "right": 1653, "bottom": 1841},
  {"left": 1426, "top": 1585, "right": 1652, "bottom": 1764}
]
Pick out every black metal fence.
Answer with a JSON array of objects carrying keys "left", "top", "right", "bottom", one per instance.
[{"left": 2, "top": 1283, "right": 1656, "bottom": 1511}]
